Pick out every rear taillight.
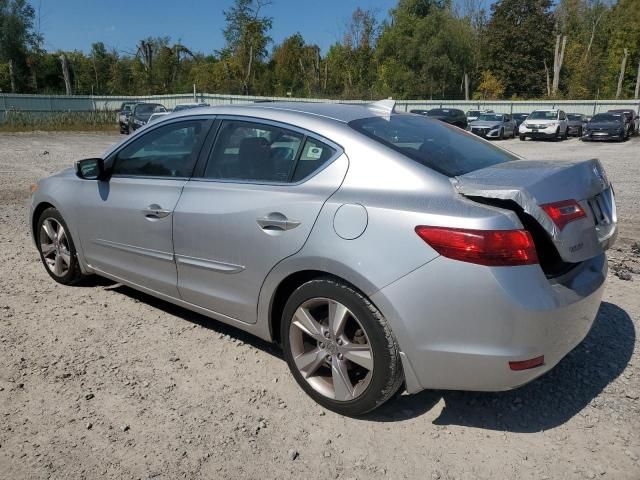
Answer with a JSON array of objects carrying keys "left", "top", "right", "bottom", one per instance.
[
  {"left": 415, "top": 226, "right": 538, "bottom": 266},
  {"left": 541, "top": 199, "right": 586, "bottom": 230}
]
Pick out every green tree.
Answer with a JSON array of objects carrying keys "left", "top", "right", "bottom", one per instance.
[
  {"left": 272, "top": 33, "right": 320, "bottom": 97},
  {"left": 0, "top": 0, "right": 38, "bottom": 92},
  {"left": 601, "top": 0, "right": 640, "bottom": 98},
  {"left": 375, "top": 1, "right": 475, "bottom": 99},
  {"left": 483, "top": 0, "right": 554, "bottom": 98},
  {"left": 220, "top": 0, "right": 273, "bottom": 95}
]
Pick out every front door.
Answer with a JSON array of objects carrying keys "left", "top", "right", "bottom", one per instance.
[
  {"left": 76, "top": 118, "right": 211, "bottom": 296},
  {"left": 173, "top": 119, "right": 348, "bottom": 323}
]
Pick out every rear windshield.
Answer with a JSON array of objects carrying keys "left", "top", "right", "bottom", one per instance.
[
  {"left": 567, "top": 114, "right": 583, "bottom": 120},
  {"left": 349, "top": 115, "right": 518, "bottom": 177}
]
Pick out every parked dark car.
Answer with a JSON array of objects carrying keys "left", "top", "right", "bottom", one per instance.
[
  {"left": 128, "top": 103, "right": 167, "bottom": 132},
  {"left": 581, "top": 112, "right": 626, "bottom": 142},
  {"left": 118, "top": 102, "right": 138, "bottom": 134},
  {"left": 607, "top": 109, "right": 639, "bottom": 137},
  {"left": 511, "top": 113, "right": 529, "bottom": 130},
  {"left": 566, "top": 113, "right": 587, "bottom": 137},
  {"left": 411, "top": 108, "right": 467, "bottom": 128}
]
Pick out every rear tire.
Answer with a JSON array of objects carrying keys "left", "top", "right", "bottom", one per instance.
[
  {"left": 281, "top": 278, "right": 404, "bottom": 416},
  {"left": 36, "top": 207, "right": 84, "bottom": 285}
]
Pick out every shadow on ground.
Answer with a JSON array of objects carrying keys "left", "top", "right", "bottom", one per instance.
[
  {"left": 92, "top": 280, "right": 634, "bottom": 431},
  {"left": 367, "top": 301, "right": 635, "bottom": 431}
]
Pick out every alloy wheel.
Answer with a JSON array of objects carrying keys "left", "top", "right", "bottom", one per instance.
[
  {"left": 40, "top": 218, "right": 71, "bottom": 277},
  {"left": 289, "top": 297, "right": 374, "bottom": 401}
]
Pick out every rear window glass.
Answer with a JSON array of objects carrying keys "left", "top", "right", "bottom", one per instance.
[{"left": 348, "top": 115, "right": 518, "bottom": 177}]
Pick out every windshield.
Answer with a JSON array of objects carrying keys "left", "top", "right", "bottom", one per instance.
[
  {"left": 567, "top": 114, "right": 583, "bottom": 121},
  {"left": 349, "top": 115, "right": 518, "bottom": 177},
  {"left": 477, "top": 114, "right": 503, "bottom": 122},
  {"left": 174, "top": 104, "right": 208, "bottom": 112},
  {"left": 136, "top": 104, "right": 166, "bottom": 115},
  {"left": 512, "top": 114, "right": 528, "bottom": 119},
  {"left": 592, "top": 113, "right": 622, "bottom": 123},
  {"left": 528, "top": 111, "right": 558, "bottom": 120},
  {"left": 467, "top": 111, "right": 481, "bottom": 116}
]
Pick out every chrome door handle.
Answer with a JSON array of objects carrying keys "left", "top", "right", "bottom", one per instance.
[
  {"left": 257, "top": 215, "right": 301, "bottom": 231},
  {"left": 142, "top": 204, "right": 172, "bottom": 219}
]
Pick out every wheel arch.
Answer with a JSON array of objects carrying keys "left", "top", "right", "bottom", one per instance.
[
  {"left": 265, "top": 268, "right": 375, "bottom": 345},
  {"left": 31, "top": 201, "right": 57, "bottom": 242}
]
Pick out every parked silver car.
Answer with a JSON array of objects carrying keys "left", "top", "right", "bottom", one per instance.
[
  {"left": 467, "top": 112, "right": 517, "bottom": 139},
  {"left": 30, "top": 101, "right": 616, "bottom": 415}
]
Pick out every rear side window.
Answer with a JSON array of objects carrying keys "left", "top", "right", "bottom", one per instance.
[
  {"left": 292, "top": 138, "right": 336, "bottom": 182},
  {"left": 349, "top": 115, "right": 518, "bottom": 177},
  {"left": 204, "top": 120, "right": 303, "bottom": 182}
]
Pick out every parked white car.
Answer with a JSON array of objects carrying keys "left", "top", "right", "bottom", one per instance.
[{"left": 519, "top": 109, "right": 569, "bottom": 141}]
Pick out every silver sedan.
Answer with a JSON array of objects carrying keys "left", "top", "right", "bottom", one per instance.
[{"left": 30, "top": 101, "right": 617, "bottom": 416}]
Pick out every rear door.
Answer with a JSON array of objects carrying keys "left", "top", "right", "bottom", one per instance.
[
  {"left": 453, "top": 158, "right": 617, "bottom": 263},
  {"left": 173, "top": 118, "right": 348, "bottom": 324}
]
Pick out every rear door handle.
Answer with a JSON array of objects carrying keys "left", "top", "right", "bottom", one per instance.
[
  {"left": 143, "top": 204, "right": 172, "bottom": 219},
  {"left": 257, "top": 215, "right": 301, "bottom": 231}
]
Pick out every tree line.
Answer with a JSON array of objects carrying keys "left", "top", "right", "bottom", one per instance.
[{"left": 1, "top": 0, "right": 639, "bottom": 100}]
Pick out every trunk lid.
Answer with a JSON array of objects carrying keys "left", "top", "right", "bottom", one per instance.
[{"left": 452, "top": 159, "right": 617, "bottom": 264}]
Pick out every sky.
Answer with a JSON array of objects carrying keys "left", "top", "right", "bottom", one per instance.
[{"left": 36, "top": 0, "right": 400, "bottom": 56}]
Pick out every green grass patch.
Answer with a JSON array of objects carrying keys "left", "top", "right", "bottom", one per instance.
[{"left": 0, "top": 110, "right": 117, "bottom": 132}]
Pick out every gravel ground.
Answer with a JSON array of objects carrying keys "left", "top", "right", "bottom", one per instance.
[{"left": 0, "top": 132, "right": 638, "bottom": 480}]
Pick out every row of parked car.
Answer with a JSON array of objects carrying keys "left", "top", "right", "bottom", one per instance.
[
  {"left": 117, "top": 101, "right": 210, "bottom": 134},
  {"left": 410, "top": 107, "right": 640, "bottom": 142}
]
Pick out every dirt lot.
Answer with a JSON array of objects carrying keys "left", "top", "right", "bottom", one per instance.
[{"left": 0, "top": 132, "right": 639, "bottom": 480}]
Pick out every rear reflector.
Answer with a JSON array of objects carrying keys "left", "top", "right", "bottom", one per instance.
[
  {"left": 415, "top": 226, "right": 538, "bottom": 266},
  {"left": 541, "top": 199, "right": 586, "bottom": 230},
  {"left": 509, "top": 356, "right": 544, "bottom": 371}
]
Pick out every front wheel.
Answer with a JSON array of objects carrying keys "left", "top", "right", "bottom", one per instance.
[
  {"left": 498, "top": 128, "right": 504, "bottom": 140},
  {"left": 519, "top": 134, "right": 526, "bottom": 141},
  {"left": 281, "top": 278, "right": 404, "bottom": 416},
  {"left": 36, "top": 207, "right": 84, "bottom": 285}
]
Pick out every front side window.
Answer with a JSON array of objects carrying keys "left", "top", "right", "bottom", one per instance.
[
  {"left": 204, "top": 120, "right": 304, "bottom": 182},
  {"left": 349, "top": 115, "right": 518, "bottom": 177},
  {"left": 112, "top": 120, "right": 208, "bottom": 178}
]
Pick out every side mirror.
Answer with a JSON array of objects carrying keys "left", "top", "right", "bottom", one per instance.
[{"left": 75, "top": 158, "right": 108, "bottom": 181}]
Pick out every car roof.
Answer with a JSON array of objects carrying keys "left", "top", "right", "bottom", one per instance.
[{"left": 165, "top": 100, "right": 406, "bottom": 125}]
